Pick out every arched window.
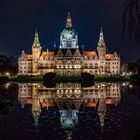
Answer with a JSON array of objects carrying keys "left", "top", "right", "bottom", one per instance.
[
  {"left": 90, "top": 71, "right": 93, "bottom": 74},
  {"left": 57, "top": 61, "right": 63, "bottom": 69},
  {"left": 90, "top": 63, "right": 93, "bottom": 69},
  {"left": 74, "top": 61, "right": 81, "bottom": 69},
  {"left": 84, "top": 63, "right": 88, "bottom": 68},
  {"left": 95, "top": 63, "right": 98, "bottom": 69},
  {"left": 95, "top": 70, "right": 98, "bottom": 74},
  {"left": 67, "top": 71, "right": 71, "bottom": 76},
  {"left": 65, "top": 61, "right": 72, "bottom": 69}
]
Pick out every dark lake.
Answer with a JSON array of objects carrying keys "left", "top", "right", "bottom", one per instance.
[{"left": 0, "top": 82, "right": 140, "bottom": 140}]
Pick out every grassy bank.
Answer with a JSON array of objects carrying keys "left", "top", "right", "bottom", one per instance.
[
  {"left": 9, "top": 76, "right": 43, "bottom": 83},
  {"left": 8, "top": 75, "right": 131, "bottom": 83},
  {"left": 94, "top": 76, "right": 130, "bottom": 82}
]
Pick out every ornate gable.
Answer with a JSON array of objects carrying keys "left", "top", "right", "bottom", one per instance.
[
  {"left": 113, "top": 52, "right": 119, "bottom": 60},
  {"left": 65, "top": 49, "right": 72, "bottom": 57},
  {"left": 74, "top": 49, "right": 82, "bottom": 57},
  {"left": 56, "top": 49, "right": 63, "bottom": 57}
]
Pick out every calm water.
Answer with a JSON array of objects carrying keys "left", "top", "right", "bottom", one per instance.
[{"left": 0, "top": 82, "right": 140, "bottom": 140}]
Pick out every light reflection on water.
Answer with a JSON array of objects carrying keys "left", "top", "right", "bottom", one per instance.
[{"left": 0, "top": 82, "right": 140, "bottom": 140}]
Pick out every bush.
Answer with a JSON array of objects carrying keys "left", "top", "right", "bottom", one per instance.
[
  {"left": 81, "top": 73, "right": 95, "bottom": 87},
  {"left": 10, "top": 76, "right": 43, "bottom": 82},
  {"left": 43, "top": 72, "right": 56, "bottom": 85}
]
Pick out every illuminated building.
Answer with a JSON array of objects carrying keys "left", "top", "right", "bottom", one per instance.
[{"left": 18, "top": 12, "right": 120, "bottom": 76}]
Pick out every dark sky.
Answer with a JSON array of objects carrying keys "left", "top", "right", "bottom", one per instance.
[{"left": 0, "top": 0, "right": 139, "bottom": 62}]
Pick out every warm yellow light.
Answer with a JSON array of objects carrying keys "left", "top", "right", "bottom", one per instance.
[
  {"left": 5, "top": 83, "right": 10, "bottom": 88},
  {"left": 5, "top": 72, "right": 10, "bottom": 77}
]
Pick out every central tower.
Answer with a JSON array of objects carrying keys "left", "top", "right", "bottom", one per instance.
[{"left": 60, "top": 12, "right": 78, "bottom": 48}]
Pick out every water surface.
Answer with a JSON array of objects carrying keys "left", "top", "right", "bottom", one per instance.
[{"left": 0, "top": 82, "right": 140, "bottom": 140}]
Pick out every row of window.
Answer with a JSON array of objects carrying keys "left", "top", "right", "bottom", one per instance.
[
  {"left": 19, "top": 71, "right": 31, "bottom": 73},
  {"left": 19, "top": 61, "right": 119, "bottom": 67},
  {"left": 55, "top": 57, "right": 81, "bottom": 60},
  {"left": 106, "top": 62, "right": 119, "bottom": 65},
  {"left": 106, "top": 66, "right": 119, "bottom": 69},
  {"left": 19, "top": 62, "right": 32, "bottom": 66},
  {"left": 20, "top": 67, "right": 31, "bottom": 70}
]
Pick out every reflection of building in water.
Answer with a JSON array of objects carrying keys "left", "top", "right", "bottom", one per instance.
[
  {"left": 18, "top": 83, "right": 55, "bottom": 126},
  {"left": 18, "top": 82, "right": 121, "bottom": 131},
  {"left": 83, "top": 83, "right": 120, "bottom": 131},
  {"left": 60, "top": 110, "right": 78, "bottom": 130}
]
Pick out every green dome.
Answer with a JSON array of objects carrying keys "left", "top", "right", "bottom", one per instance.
[{"left": 61, "top": 28, "right": 78, "bottom": 41}]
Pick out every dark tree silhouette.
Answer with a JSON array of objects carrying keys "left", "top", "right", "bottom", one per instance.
[
  {"left": 122, "top": 0, "right": 140, "bottom": 44},
  {"left": 0, "top": 55, "right": 17, "bottom": 75}
]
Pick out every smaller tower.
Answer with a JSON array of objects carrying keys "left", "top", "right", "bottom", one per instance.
[
  {"left": 32, "top": 29, "right": 41, "bottom": 74},
  {"left": 32, "top": 84, "right": 41, "bottom": 126},
  {"left": 21, "top": 50, "right": 25, "bottom": 56},
  {"left": 97, "top": 27, "right": 106, "bottom": 60},
  {"left": 98, "top": 98, "right": 106, "bottom": 132},
  {"left": 32, "top": 29, "right": 41, "bottom": 60},
  {"left": 54, "top": 42, "right": 56, "bottom": 49}
]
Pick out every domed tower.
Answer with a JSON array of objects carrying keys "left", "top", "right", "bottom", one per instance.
[
  {"left": 60, "top": 12, "right": 78, "bottom": 48},
  {"left": 97, "top": 27, "right": 106, "bottom": 60},
  {"left": 32, "top": 30, "right": 41, "bottom": 74}
]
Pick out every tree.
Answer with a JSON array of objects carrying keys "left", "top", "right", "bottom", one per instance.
[
  {"left": 0, "top": 55, "right": 17, "bottom": 75},
  {"left": 122, "top": 0, "right": 140, "bottom": 44},
  {"left": 81, "top": 73, "right": 95, "bottom": 87},
  {"left": 43, "top": 72, "right": 56, "bottom": 87}
]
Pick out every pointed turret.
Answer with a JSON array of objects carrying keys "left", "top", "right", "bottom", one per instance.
[
  {"left": 98, "top": 27, "right": 106, "bottom": 47},
  {"left": 33, "top": 29, "right": 40, "bottom": 45},
  {"left": 32, "top": 111, "right": 40, "bottom": 126},
  {"left": 32, "top": 29, "right": 41, "bottom": 63},
  {"left": 21, "top": 50, "right": 25, "bottom": 56},
  {"left": 47, "top": 48, "right": 49, "bottom": 53},
  {"left": 98, "top": 98, "right": 107, "bottom": 132},
  {"left": 66, "top": 12, "right": 72, "bottom": 28},
  {"left": 20, "top": 50, "right": 26, "bottom": 59},
  {"left": 97, "top": 27, "right": 106, "bottom": 60},
  {"left": 54, "top": 42, "right": 56, "bottom": 48}
]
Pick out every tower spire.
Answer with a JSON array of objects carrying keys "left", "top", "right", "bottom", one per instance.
[
  {"left": 66, "top": 12, "right": 72, "bottom": 28},
  {"left": 98, "top": 27, "right": 105, "bottom": 47},
  {"left": 101, "top": 26, "right": 103, "bottom": 33},
  {"left": 54, "top": 42, "right": 56, "bottom": 48},
  {"left": 33, "top": 29, "right": 39, "bottom": 44},
  {"left": 47, "top": 48, "right": 49, "bottom": 53}
]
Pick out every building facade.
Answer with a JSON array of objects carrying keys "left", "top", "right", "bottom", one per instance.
[{"left": 18, "top": 13, "right": 120, "bottom": 76}]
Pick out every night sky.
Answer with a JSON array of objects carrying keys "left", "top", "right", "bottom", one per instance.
[{"left": 0, "top": 0, "right": 139, "bottom": 62}]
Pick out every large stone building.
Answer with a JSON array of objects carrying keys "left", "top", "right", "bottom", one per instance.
[{"left": 18, "top": 13, "right": 120, "bottom": 76}]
